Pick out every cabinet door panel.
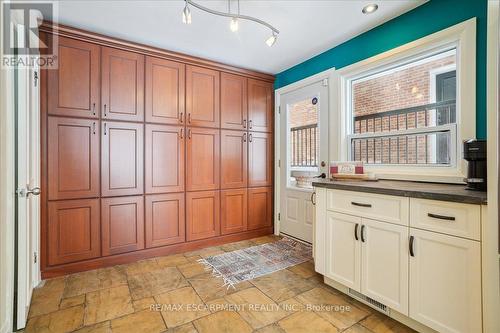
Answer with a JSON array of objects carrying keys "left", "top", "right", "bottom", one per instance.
[
  {"left": 145, "top": 124, "right": 184, "bottom": 193},
  {"left": 326, "top": 212, "right": 361, "bottom": 291},
  {"left": 221, "top": 73, "right": 247, "bottom": 130},
  {"left": 145, "top": 57, "right": 185, "bottom": 124},
  {"left": 361, "top": 219, "right": 409, "bottom": 315},
  {"left": 186, "top": 191, "right": 220, "bottom": 241},
  {"left": 186, "top": 127, "right": 220, "bottom": 191},
  {"left": 48, "top": 199, "right": 100, "bottom": 265},
  {"left": 48, "top": 36, "right": 100, "bottom": 118},
  {"left": 145, "top": 193, "right": 185, "bottom": 248},
  {"left": 221, "top": 130, "right": 247, "bottom": 189},
  {"left": 101, "top": 196, "right": 144, "bottom": 256},
  {"left": 409, "top": 229, "right": 482, "bottom": 333},
  {"left": 102, "top": 47, "right": 144, "bottom": 121},
  {"left": 48, "top": 117, "right": 100, "bottom": 200},
  {"left": 186, "top": 65, "right": 220, "bottom": 128},
  {"left": 248, "top": 79, "right": 272, "bottom": 132},
  {"left": 221, "top": 189, "right": 247, "bottom": 235},
  {"left": 248, "top": 132, "right": 272, "bottom": 187},
  {"left": 247, "top": 187, "right": 272, "bottom": 230},
  {"left": 102, "top": 122, "right": 144, "bottom": 196}
]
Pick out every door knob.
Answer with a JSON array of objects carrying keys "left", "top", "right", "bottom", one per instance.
[{"left": 26, "top": 186, "right": 41, "bottom": 196}]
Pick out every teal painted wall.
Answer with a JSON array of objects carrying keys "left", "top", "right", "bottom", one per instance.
[{"left": 274, "top": 0, "right": 488, "bottom": 138}]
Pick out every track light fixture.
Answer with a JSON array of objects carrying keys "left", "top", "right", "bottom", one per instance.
[{"left": 182, "top": 0, "right": 191, "bottom": 24}]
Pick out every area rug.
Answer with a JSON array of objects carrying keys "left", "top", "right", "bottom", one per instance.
[{"left": 198, "top": 237, "right": 312, "bottom": 289}]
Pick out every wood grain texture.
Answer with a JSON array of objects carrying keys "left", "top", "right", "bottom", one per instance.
[
  {"left": 145, "top": 193, "right": 185, "bottom": 248},
  {"left": 248, "top": 79, "right": 273, "bottom": 133},
  {"left": 221, "top": 130, "right": 248, "bottom": 189},
  {"left": 221, "top": 188, "right": 248, "bottom": 235},
  {"left": 248, "top": 132, "right": 273, "bottom": 187},
  {"left": 186, "top": 127, "right": 220, "bottom": 191},
  {"left": 248, "top": 187, "right": 273, "bottom": 230},
  {"left": 221, "top": 73, "right": 247, "bottom": 130},
  {"left": 186, "top": 190, "right": 220, "bottom": 241},
  {"left": 186, "top": 65, "right": 220, "bottom": 128}
]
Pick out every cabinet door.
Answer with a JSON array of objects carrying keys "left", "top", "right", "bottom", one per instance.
[
  {"left": 221, "top": 189, "right": 247, "bottom": 235},
  {"left": 145, "top": 124, "right": 184, "bottom": 193},
  {"left": 145, "top": 193, "right": 185, "bottom": 248},
  {"left": 186, "top": 127, "right": 220, "bottom": 191},
  {"left": 221, "top": 130, "right": 247, "bottom": 189},
  {"left": 247, "top": 187, "right": 272, "bottom": 230},
  {"left": 220, "top": 73, "right": 247, "bottom": 130},
  {"left": 186, "top": 65, "right": 220, "bottom": 128},
  {"left": 186, "top": 191, "right": 220, "bottom": 241},
  {"left": 48, "top": 199, "right": 100, "bottom": 265},
  {"left": 48, "top": 117, "right": 100, "bottom": 200},
  {"left": 101, "top": 196, "right": 144, "bottom": 256},
  {"left": 248, "top": 79, "right": 272, "bottom": 132},
  {"left": 101, "top": 47, "right": 144, "bottom": 121},
  {"left": 48, "top": 36, "right": 100, "bottom": 118},
  {"left": 101, "top": 121, "right": 144, "bottom": 197},
  {"left": 326, "top": 212, "right": 361, "bottom": 291},
  {"left": 145, "top": 57, "right": 185, "bottom": 125},
  {"left": 248, "top": 132, "right": 272, "bottom": 187},
  {"left": 409, "top": 229, "right": 482, "bottom": 333},
  {"left": 361, "top": 219, "right": 409, "bottom": 315}
]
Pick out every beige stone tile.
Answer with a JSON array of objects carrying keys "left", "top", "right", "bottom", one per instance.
[
  {"left": 155, "top": 286, "right": 210, "bottom": 328},
  {"left": 224, "top": 287, "right": 288, "bottom": 329},
  {"left": 156, "top": 253, "right": 190, "bottom": 267},
  {"left": 60, "top": 294, "right": 85, "bottom": 309},
  {"left": 193, "top": 311, "right": 252, "bottom": 333},
  {"left": 255, "top": 323, "right": 287, "bottom": 333},
  {"left": 96, "top": 266, "right": 128, "bottom": 289},
  {"left": 184, "top": 246, "right": 225, "bottom": 258},
  {"left": 177, "top": 260, "right": 208, "bottom": 279},
  {"left": 121, "top": 258, "right": 163, "bottom": 277},
  {"left": 184, "top": 255, "right": 203, "bottom": 262},
  {"left": 219, "top": 240, "right": 255, "bottom": 252},
  {"left": 72, "top": 321, "right": 111, "bottom": 333},
  {"left": 25, "top": 305, "right": 84, "bottom": 333},
  {"left": 296, "top": 287, "right": 369, "bottom": 330},
  {"left": 28, "top": 277, "right": 66, "bottom": 318},
  {"left": 251, "top": 235, "right": 280, "bottom": 245},
  {"left": 128, "top": 267, "right": 188, "bottom": 300},
  {"left": 132, "top": 297, "right": 156, "bottom": 312},
  {"left": 277, "top": 297, "right": 306, "bottom": 313},
  {"left": 278, "top": 311, "right": 338, "bottom": 333},
  {"left": 360, "top": 312, "right": 417, "bottom": 333},
  {"left": 250, "top": 269, "right": 317, "bottom": 302},
  {"left": 344, "top": 324, "right": 374, "bottom": 333},
  {"left": 287, "top": 261, "right": 319, "bottom": 279},
  {"left": 110, "top": 309, "right": 166, "bottom": 333},
  {"left": 188, "top": 272, "right": 252, "bottom": 302},
  {"left": 63, "top": 267, "right": 127, "bottom": 298},
  {"left": 166, "top": 322, "right": 198, "bottom": 333},
  {"left": 84, "top": 285, "right": 134, "bottom": 325}
]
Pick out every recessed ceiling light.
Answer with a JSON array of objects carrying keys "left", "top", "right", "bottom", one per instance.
[{"left": 362, "top": 4, "right": 378, "bottom": 14}]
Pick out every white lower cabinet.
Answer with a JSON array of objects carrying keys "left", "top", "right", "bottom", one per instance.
[{"left": 409, "top": 228, "right": 482, "bottom": 333}]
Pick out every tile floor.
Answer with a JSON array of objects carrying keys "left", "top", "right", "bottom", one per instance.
[{"left": 24, "top": 235, "right": 416, "bottom": 333}]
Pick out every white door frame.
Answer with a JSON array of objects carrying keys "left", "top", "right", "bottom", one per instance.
[{"left": 274, "top": 67, "right": 338, "bottom": 237}]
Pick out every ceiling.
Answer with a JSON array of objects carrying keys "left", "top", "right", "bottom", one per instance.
[{"left": 42, "top": 0, "right": 426, "bottom": 74}]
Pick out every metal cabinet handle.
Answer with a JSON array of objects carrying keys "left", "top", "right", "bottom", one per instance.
[
  {"left": 188, "top": 129, "right": 192, "bottom": 139},
  {"left": 179, "top": 112, "right": 183, "bottom": 123},
  {"left": 409, "top": 236, "right": 415, "bottom": 256},
  {"left": 427, "top": 213, "right": 455, "bottom": 221},
  {"left": 243, "top": 119, "right": 247, "bottom": 128},
  {"left": 360, "top": 225, "right": 366, "bottom": 242},
  {"left": 243, "top": 133, "right": 247, "bottom": 142},
  {"left": 104, "top": 123, "right": 107, "bottom": 135},
  {"left": 180, "top": 128, "right": 184, "bottom": 139},
  {"left": 310, "top": 192, "right": 316, "bottom": 205},
  {"left": 188, "top": 113, "right": 192, "bottom": 123},
  {"left": 92, "top": 103, "right": 96, "bottom": 116},
  {"left": 354, "top": 223, "right": 359, "bottom": 241},
  {"left": 249, "top": 119, "right": 253, "bottom": 129},
  {"left": 92, "top": 122, "right": 96, "bottom": 135},
  {"left": 351, "top": 201, "right": 372, "bottom": 208},
  {"left": 249, "top": 133, "right": 253, "bottom": 142},
  {"left": 104, "top": 104, "right": 107, "bottom": 117}
]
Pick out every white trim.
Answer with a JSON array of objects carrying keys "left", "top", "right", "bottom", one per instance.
[{"left": 334, "top": 18, "right": 476, "bottom": 183}]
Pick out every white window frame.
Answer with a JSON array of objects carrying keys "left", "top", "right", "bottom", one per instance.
[{"left": 334, "top": 18, "right": 476, "bottom": 183}]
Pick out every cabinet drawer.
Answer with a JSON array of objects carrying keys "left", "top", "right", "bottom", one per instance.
[
  {"left": 327, "top": 190, "right": 409, "bottom": 226},
  {"left": 410, "top": 198, "right": 481, "bottom": 240}
]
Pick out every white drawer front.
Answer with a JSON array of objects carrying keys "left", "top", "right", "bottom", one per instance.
[
  {"left": 327, "top": 190, "right": 409, "bottom": 226},
  {"left": 410, "top": 198, "right": 481, "bottom": 240}
]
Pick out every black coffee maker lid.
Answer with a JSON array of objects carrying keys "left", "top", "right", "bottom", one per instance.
[{"left": 463, "top": 139, "right": 486, "bottom": 160}]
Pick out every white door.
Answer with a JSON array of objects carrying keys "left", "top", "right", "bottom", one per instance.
[
  {"left": 409, "top": 228, "right": 482, "bottom": 333},
  {"left": 326, "top": 212, "right": 361, "bottom": 290},
  {"left": 360, "top": 218, "right": 409, "bottom": 315},
  {"left": 279, "top": 81, "right": 328, "bottom": 242}
]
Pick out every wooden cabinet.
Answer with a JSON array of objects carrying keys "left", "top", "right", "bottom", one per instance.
[
  {"left": 101, "top": 47, "right": 144, "bottom": 121},
  {"left": 186, "top": 65, "right": 220, "bottom": 128},
  {"left": 221, "top": 189, "right": 247, "bottom": 235},
  {"left": 221, "top": 73, "right": 247, "bottom": 130},
  {"left": 361, "top": 218, "right": 409, "bottom": 315},
  {"left": 145, "top": 193, "right": 185, "bottom": 248},
  {"left": 48, "top": 36, "right": 100, "bottom": 118},
  {"left": 48, "top": 199, "right": 100, "bottom": 265},
  {"left": 101, "top": 196, "right": 144, "bottom": 256},
  {"left": 101, "top": 121, "right": 144, "bottom": 197},
  {"left": 409, "top": 229, "right": 482, "bottom": 333},
  {"left": 248, "top": 132, "right": 272, "bottom": 187},
  {"left": 48, "top": 117, "right": 100, "bottom": 200},
  {"left": 145, "top": 57, "right": 185, "bottom": 125},
  {"left": 186, "top": 127, "right": 220, "bottom": 191},
  {"left": 247, "top": 187, "right": 272, "bottom": 230},
  {"left": 145, "top": 124, "right": 184, "bottom": 194},
  {"left": 186, "top": 191, "right": 220, "bottom": 241},
  {"left": 248, "top": 79, "right": 273, "bottom": 132},
  {"left": 221, "top": 130, "right": 247, "bottom": 189}
]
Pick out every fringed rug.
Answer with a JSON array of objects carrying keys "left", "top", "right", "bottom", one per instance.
[{"left": 198, "top": 237, "right": 312, "bottom": 289}]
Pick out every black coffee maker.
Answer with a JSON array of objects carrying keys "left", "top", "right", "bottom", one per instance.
[{"left": 463, "top": 139, "right": 487, "bottom": 191}]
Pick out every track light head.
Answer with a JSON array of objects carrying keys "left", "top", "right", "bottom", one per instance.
[
  {"left": 182, "top": 1, "right": 192, "bottom": 24},
  {"left": 266, "top": 31, "right": 278, "bottom": 47},
  {"left": 230, "top": 17, "right": 239, "bottom": 32}
]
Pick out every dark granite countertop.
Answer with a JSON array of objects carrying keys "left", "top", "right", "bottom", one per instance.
[{"left": 312, "top": 179, "right": 487, "bottom": 205}]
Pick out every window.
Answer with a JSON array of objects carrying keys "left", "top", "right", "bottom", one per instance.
[
  {"left": 288, "top": 97, "right": 319, "bottom": 169},
  {"left": 348, "top": 48, "right": 457, "bottom": 166}
]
